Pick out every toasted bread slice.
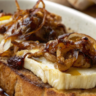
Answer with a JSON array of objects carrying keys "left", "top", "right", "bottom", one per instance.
[{"left": 0, "top": 58, "right": 96, "bottom": 96}]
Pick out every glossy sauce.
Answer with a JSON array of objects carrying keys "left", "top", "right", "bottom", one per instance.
[{"left": 7, "top": 55, "right": 25, "bottom": 70}]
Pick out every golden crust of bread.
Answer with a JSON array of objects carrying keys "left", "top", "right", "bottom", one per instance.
[{"left": 0, "top": 60, "right": 96, "bottom": 96}]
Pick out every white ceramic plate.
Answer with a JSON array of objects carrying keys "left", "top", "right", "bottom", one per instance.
[{"left": 0, "top": 0, "right": 96, "bottom": 39}]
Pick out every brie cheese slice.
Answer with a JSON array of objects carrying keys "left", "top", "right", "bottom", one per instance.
[{"left": 17, "top": 49, "right": 96, "bottom": 90}]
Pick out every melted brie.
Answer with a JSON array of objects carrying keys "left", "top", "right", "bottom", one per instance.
[{"left": 16, "top": 49, "right": 96, "bottom": 90}]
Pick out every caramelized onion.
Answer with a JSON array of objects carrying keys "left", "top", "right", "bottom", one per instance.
[
  {"left": 44, "top": 33, "right": 96, "bottom": 71},
  {"left": 26, "top": 8, "right": 46, "bottom": 35},
  {"left": 0, "top": 0, "right": 65, "bottom": 59},
  {"left": 1, "top": 0, "right": 95, "bottom": 72},
  {"left": 44, "top": 52, "right": 56, "bottom": 62},
  {"left": 33, "top": 0, "right": 45, "bottom": 9},
  {"left": 15, "top": 0, "right": 21, "bottom": 12},
  {"left": 12, "top": 40, "right": 44, "bottom": 50}
]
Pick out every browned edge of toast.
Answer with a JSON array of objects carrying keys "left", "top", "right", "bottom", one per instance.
[{"left": 0, "top": 60, "right": 96, "bottom": 96}]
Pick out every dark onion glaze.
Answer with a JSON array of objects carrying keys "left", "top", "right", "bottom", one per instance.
[
  {"left": 7, "top": 56, "right": 24, "bottom": 69},
  {"left": 7, "top": 53, "right": 31, "bottom": 69}
]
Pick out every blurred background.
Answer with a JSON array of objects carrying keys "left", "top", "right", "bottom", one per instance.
[{"left": 47, "top": 0, "right": 96, "bottom": 18}]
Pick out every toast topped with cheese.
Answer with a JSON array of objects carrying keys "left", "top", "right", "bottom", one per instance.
[{"left": 1, "top": 0, "right": 96, "bottom": 96}]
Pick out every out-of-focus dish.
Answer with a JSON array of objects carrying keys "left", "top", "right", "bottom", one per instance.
[{"left": 48, "top": 0, "right": 96, "bottom": 10}]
